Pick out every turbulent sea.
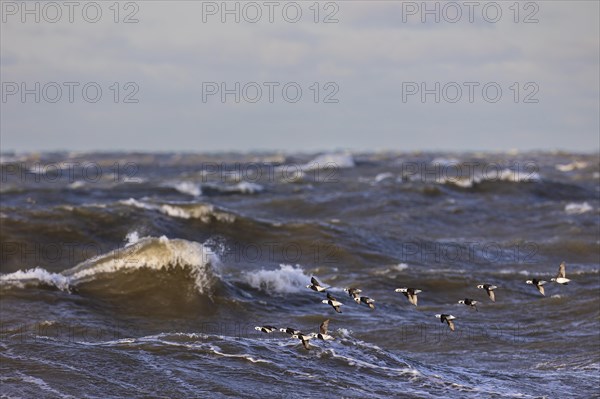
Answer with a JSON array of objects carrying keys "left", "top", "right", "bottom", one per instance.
[{"left": 1, "top": 151, "right": 599, "bottom": 399}]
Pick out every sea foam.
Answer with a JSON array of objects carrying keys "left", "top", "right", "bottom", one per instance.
[
  {"left": 244, "top": 264, "right": 310, "bottom": 295},
  {"left": 565, "top": 202, "right": 593, "bottom": 215}
]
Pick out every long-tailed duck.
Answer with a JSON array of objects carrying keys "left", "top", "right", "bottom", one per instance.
[
  {"left": 435, "top": 314, "right": 456, "bottom": 331},
  {"left": 551, "top": 262, "right": 570, "bottom": 285},
  {"left": 476, "top": 284, "right": 497, "bottom": 302},
  {"left": 254, "top": 326, "right": 277, "bottom": 333},
  {"left": 526, "top": 279, "right": 546, "bottom": 296},
  {"left": 322, "top": 292, "right": 343, "bottom": 313},
  {"left": 395, "top": 287, "right": 421, "bottom": 306},
  {"left": 354, "top": 296, "right": 375, "bottom": 310},
  {"left": 307, "top": 276, "right": 328, "bottom": 292},
  {"left": 458, "top": 298, "right": 478, "bottom": 311}
]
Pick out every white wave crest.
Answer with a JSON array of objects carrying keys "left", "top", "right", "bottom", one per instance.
[
  {"left": 244, "top": 264, "right": 310, "bottom": 295},
  {"left": 431, "top": 157, "right": 461, "bottom": 166},
  {"left": 169, "top": 181, "right": 202, "bottom": 197},
  {"left": 1, "top": 236, "right": 220, "bottom": 295},
  {"left": 303, "top": 153, "right": 355, "bottom": 171},
  {"left": 374, "top": 263, "right": 409, "bottom": 275},
  {"left": 438, "top": 168, "right": 540, "bottom": 187},
  {"left": 68, "top": 181, "right": 86, "bottom": 189},
  {"left": 0, "top": 267, "right": 70, "bottom": 291},
  {"left": 556, "top": 161, "right": 588, "bottom": 172},
  {"left": 565, "top": 202, "right": 593, "bottom": 215},
  {"left": 374, "top": 172, "right": 395, "bottom": 183},
  {"left": 206, "top": 181, "right": 264, "bottom": 194},
  {"left": 231, "top": 181, "right": 264, "bottom": 194},
  {"left": 121, "top": 198, "right": 235, "bottom": 223},
  {"left": 497, "top": 169, "right": 540, "bottom": 182},
  {"left": 125, "top": 230, "right": 141, "bottom": 246}
]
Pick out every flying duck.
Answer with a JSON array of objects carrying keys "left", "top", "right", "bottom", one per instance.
[
  {"left": 526, "top": 279, "right": 546, "bottom": 296},
  {"left": 291, "top": 333, "right": 313, "bottom": 350},
  {"left": 344, "top": 287, "right": 362, "bottom": 299},
  {"left": 477, "top": 284, "right": 497, "bottom": 302},
  {"left": 354, "top": 296, "right": 375, "bottom": 310},
  {"left": 322, "top": 292, "right": 343, "bottom": 313},
  {"left": 435, "top": 314, "right": 456, "bottom": 331},
  {"left": 395, "top": 287, "right": 421, "bottom": 306},
  {"left": 458, "top": 298, "right": 478, "bottom": 311},
  {"left": 551, "top": 262, "right": 570, "bottom": 285},
  {"left": 307, "top": 276, "right": 328, "bottom": 292},
  {"left": 312, "top": 319, "right": 334, "bottom": 341},
  {"left": 254, "top": 326, "right": 277, "bottom": 334}
]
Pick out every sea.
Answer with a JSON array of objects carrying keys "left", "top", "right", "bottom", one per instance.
[{"left": 1, "top": 151, "right": 599, "bottom": 398}]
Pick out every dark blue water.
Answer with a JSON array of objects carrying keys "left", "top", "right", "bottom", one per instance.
[{"left": 1, "top": 151, "right": 599, "bottom": 398}]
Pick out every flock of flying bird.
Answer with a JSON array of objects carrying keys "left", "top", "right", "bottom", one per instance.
[{"left": 255, "top": 262, "right": 571, "bottom": 350}]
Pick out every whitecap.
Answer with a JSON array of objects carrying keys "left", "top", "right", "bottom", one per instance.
[
  {"left": 0, "top": 267, "right": 71, "bottom": 291},
  {"left": 556, "top": 161, "right": 588, "bottom": 172},
  {"left": 168, "top": 181, "right": 202, "bottom": 197},
  {"left": 68, "top": 181, "right": 86, "bottom": 189},
  {"left": 244, "top": 264, "right": 309, "bottom": 295},
  {"left": 303, "top": 153, "right": 355, "bottom": 170},
  {"left": 1, "top": 236, "right": 221, "bottom": 295},
  {"left": 565, "top": 202, "right": 593, "bottom": 215},
  {"left": 497, "top": 169, "right": 540, "bottom": 182},
  {"left": 121, "top": 198, "right": 235, "bottom": 223},
  {"left": 223, "top": 181, "right": 264, "bottom": 194},
  {"left": 125, "top": 231, "right": 140, "bottom": 246},
  {"left": 431, "top": 157, "right": 461, "bottom": 166},
  {"left": 374, "top": 172, "right": 394, "bottom": 183},
  {"left": 19, "top": 373, "right": 75, "bottom": 399}
]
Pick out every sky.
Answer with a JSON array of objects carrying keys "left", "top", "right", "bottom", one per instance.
[{"left": 1, "top": 0, "right": 599, "bottom": 153}]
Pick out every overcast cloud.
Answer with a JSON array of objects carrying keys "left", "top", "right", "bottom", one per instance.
[{"left": 1, "top": 1, "right": 598, "bottom": 153}]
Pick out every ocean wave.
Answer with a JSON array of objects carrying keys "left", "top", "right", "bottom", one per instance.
[
  {"left": 204, "top": 181, "right": 265, "bottom": 194},
  {"left": 16, "top": 372, "right": 75, "bottom": 399},
  {"left": 1, "top": 236, "right": 220, "bottom": 295},
  {"left": 243, "top": 264, "right": 310, "bottom": 296},
  {"left": 231, "top": 181, "right": 264, "bottom": 194},
  {"left": 373, "top": 263, "right": 409, "bottom": 275},
  {"left": 272, "top": 153, "right": 354, "bottom": 184},
  {"left": 125, "top": 230, "right": 141, "bottom": 245},
  {"left": 303, "top": 153, "right": 355, "bottom": 170},
  {"left": 166, "top": 181, "right": 203, "bottom": 197},
  {"left": 437, "top": 169, "right": 540, "bottom": 188},
  {"left": 121, "top": 198, "right": 236, "bottom": 223},
  {"left": 431, "top": 157, "right": 461, "bottom": 166},
  {"left": 565, "top": 202, "right": 593, "bottom": 215},
  {"left": 0, "top": 267, "right": 71, "bottom": 291},
  {"left": 374, "top": 172, "right": 395, "bottom": 183},
  {"left": 556, "top": 161, "right": 588, "bottom": 172},
  {"left": 207, "top": 344, "right": 272, "bottom": 364},
  {"left": 68, "top": 181, "right": 86, "bottom": 189}
]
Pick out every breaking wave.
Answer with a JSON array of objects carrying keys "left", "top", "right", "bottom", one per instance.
[
  {"left": 120, "top": 198, "right": 236, "bottom": 223},
  {"left": 1, "top": 236, "right": 221, "bottom": 296},
  {"left": 243, "top": 264, "right": 311, "bottom": 296}
]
